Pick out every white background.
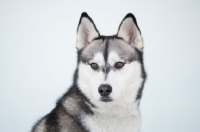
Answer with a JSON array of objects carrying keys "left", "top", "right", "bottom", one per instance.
[{"left": 1, "top": 0, "right": 200, "bottom": 132}]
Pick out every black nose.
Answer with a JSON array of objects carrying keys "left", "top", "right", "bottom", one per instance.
[{"left": 98, "top": 84, "right": 112, "bottom": 96}]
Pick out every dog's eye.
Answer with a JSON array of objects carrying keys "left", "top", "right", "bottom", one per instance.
[
  {"left": 115, "top": 62, "right": 125, "bottom": 69},
  {"left": 90, "top": 63, "right": 98, "bottom": 70}
]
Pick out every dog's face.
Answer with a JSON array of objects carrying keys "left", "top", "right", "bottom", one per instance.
[{"left": 76, "top": 13, "right": 145, "bottom": 104}]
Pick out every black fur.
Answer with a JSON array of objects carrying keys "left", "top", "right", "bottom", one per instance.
[
  {"left": 117, "top": 13, "right": 141, "bottom": 35},
  {"left": 77, "top": 12, "right": 100, "bottom": 36},
  {"left": 135, "top": 48, "right": 147, "bottom": 100},
  {"left": 31, "top": 12, "right": 146, "bottom": 132}
]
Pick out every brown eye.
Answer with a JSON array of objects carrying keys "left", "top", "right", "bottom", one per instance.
[
  {"left": 90, "top": 63, "right": 98, "bottom": 70},
  {"left": 115, "top": 62, "right": 125, "bottom": 69}
]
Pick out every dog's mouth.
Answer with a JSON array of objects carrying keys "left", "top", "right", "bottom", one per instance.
[{"left": 100, "top": 96, "right": 112, "bottom": 102}]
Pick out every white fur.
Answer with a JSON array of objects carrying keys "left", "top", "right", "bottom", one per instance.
[
  {"left": 78, "top": 52, "right": 105, "bottom": 102},
  {"left": 106, "top": 51, "right": 143, "bottom": 102},
  {"left": 78, "top": 51, "right": 143, "bottom": 132},
  {"left": 78, "top": 51, "right": 143, "bottom": 103},
  {"left": 82, "top": 103, "right": 141, "bottom": 132},
  {"left": 32, "top": 13, "right": 145, "bottom": 132}
]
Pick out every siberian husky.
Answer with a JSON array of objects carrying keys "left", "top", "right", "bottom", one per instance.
[{"left": 32, "top": 12, "right": 146, "bottom": 132}]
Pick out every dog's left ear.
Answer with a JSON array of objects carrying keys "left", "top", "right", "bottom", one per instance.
[
  {"left": 76, "top": 12, "right": 100, "bottom": 51},
  {"left": 117, "top": 13, "right": 144, "bottom": 51}
]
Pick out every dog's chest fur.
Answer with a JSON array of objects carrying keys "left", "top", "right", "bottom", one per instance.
[
  {"left": 31, "top": 12, "right": 146, "bottom": 132},
  {"left": 82, "top": 103, "right": 141, "bottom": 132}
]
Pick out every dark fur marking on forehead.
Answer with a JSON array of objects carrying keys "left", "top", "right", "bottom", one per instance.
[
  {"left": 93, "top": 35, "right": 123, "bottom": 63},
  {"left": 104, "top": 38, "right": 109, "bottom": 62},
  {"left": 80, "top": 35, "right": 122, "bottom": 64},
  {"left": 80, "top": 35, "right": 141, "bottom": 65}
]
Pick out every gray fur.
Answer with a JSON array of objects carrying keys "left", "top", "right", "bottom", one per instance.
[
  {"left": 31, "top": 12, "right": 146, "bottom": 132},
  {"left": 32, "top": 88, "right": 92, "bottom": 132},
  {"left": 81, "top": 38, "right": 139, "bottom": 64}
]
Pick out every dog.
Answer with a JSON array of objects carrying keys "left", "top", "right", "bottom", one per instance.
[{"left": 31, "top": 12, "right": 146, "bottom": 132}]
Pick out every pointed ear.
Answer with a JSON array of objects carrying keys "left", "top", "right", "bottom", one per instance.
[
  {"left": 117, "top": 13, "right": 144, "bottom": 51},
  {"left": 76, "top": 12, "right": 100, "bottom": 51}
]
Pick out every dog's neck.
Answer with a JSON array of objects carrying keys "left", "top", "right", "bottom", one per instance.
[
  {"left": 82, "top": 99, "right": 141, "bottom": 132},
  {"left": 91, "top": 99, "right": 140, "bottom": 117}
]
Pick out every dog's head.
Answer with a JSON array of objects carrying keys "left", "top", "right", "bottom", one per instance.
[{"left": 76, "top": 13, "right": 146, "bottom": 105}]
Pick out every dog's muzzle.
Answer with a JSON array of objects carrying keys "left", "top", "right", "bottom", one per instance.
[{"left": 98, "top": 84, "right": 112, "bottom": 102}]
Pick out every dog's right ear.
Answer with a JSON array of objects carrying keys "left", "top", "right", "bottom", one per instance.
[{"left": 76, "top": 12, "right": 100, "bottom": 51}]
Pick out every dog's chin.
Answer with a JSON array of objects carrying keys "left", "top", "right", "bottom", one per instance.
[{"left": 100, "top": 97, "right": 113, "bottom": 102}]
